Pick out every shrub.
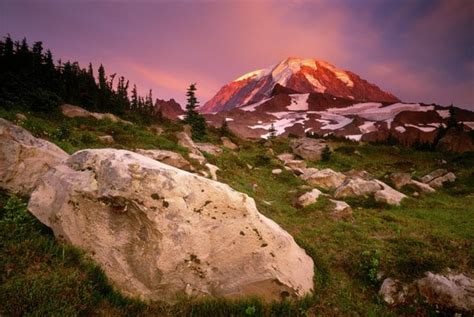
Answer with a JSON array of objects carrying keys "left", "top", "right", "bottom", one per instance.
[{"left": 321, "top": 145, "right": 332, "bottom": 161}]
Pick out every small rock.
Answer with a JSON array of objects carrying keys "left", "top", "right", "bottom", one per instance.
[
  {"left": 205, "top": 163, "right": 220, "bottom": 181},
  {"left": 329, "top": 199, "right": 353, "bottom": 221},
  {"left": 379, "top": 278, "right": 408, "bottom": 305},
  {"left": 148, "top": 125, "right": 164, "bottom": 135},
  {"left": 272, "top": 169, "right": 282, "bottom": 175},
  {"left": 428, "top": 172, "right": 456, "bottom": 188},
  {"left": 285, "top": 159, "right": 307, "bottom": 170},
  {"left": 277, "top": 153, "right": 295, "bottom": 163},
  {"left": 266, "top": 148, "right": 274, "bottom": 156},
  {"left": 189, "top": 153, "right": 206, "bottom": 165},
  {"left": 196, "top": 143, "right": 223, "bottom": 156},
  {"left": 296, "top": 189, "right": 322, "bottom": 207},
  {"left": 290, "top": 138, "right": 328, "bottom": 161},
  {"left": 412, "top": 191, "right": 420, "bottom": 197},
  {"left": 389, "top": 172, "right": 412, "bottom": 189},
  {"left": 301, "top": 168, "right": 346, "bottom": 190},
  {"left": 98, "top": 135, "right": 114, "bottom": 144},
  {"left": 246, "top": 164, "right": 253, "bottom": 170},
  {"left": 15, "top": 113, "right": 27, "bottom": 121},
  {"left": 421, "top": 169, "right": 448, "bottom": 183},
  {"left": 374, "top": 180, "right": 406, "bottom": 206},
  {"left": 334, "top": 177, "right": 382, "bottom": 198}
]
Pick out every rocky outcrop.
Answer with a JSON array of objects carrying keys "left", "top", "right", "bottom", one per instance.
[
  {"left": 296, "top": 189, "right": 322, "bottom": 207},
  {"left": 155, "top": 98, "right": 184, "bottom": 121},
  {"left": 28, "top": 149, "right": 314, "bottom": 302},
  {"left": 0, "top": 118, "right": 68, "bottom": 195},
  {"left": 300, "top": 168, "right": 346, "bottom": 190},
  {"left": 421, "top": 169, "right": 456, "bottom": 188},
  {"left": 380, "top": 272, "right": 474, "bottom": 313},
  {"left": 389, "top": 172, "right": 435, "bottom": 193},
  {"left": 334, "top": 177, "right": 382, "bottom": 198},
  {"left": 60, "top": 104, "right": 132, "bottom": 125},
  {"left": 436, "top": 127, "right": 474, "bottom": 153},
  {"left": 290, "top": 138, "right": 328, "bottom": 161},
  {"left": 135, "top": 149, "right": 193, "bottom": 171}
]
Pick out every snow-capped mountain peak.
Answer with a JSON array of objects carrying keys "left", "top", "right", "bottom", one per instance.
[{"left": 201, "top": 57, "right": 399, "bottom": 113}]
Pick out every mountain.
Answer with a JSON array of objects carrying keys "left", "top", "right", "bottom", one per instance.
[
  {"left": 201, "top": 57, "right": 399, "bottom": 113},
  {"left": 201, "top": 58, "right": 474, "bottom": 150}
]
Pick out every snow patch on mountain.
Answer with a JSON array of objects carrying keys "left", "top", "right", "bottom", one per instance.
[
  {"left": 395, "top": 126, "right": 406, "bottom": 133},
  {"left": 437, "top": 109, "right": 450, "bottom": 119},
  {"left": 359, "top": 121, "right": 377, "bottom": 134},
  {"left": 287, "top": 93, "right": 310, "bottom": 111},
  {"left": 234, "top": 68, "right": 270, "bottom": 82},
  {"left": 405, "top": 124, "right": 436, "bottom": 132},
  {"left": 328, "top": 103, "right": 434, "bottom": 121},
  {"left": 346, "top": 135, "right": 362, "bottom": 141},
  {"left": 318, "top": 61, "right": 354, "bottom": 87},
  {"left": 240, "top": 98, "right": 271, "bottom": 112}
]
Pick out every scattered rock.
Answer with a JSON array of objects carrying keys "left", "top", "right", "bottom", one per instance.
[
  {"left": 176, "top": 132, "right": 206, "bottom": 164},
  {"left": 221, "top": 137, "right": 238, "bottom": 150},
  {"left": 0, "top": 118, "right": 68, "bottom": 195},
  {"left": 374, "top": 180, "right": 406, "bottom": 206},
  {"left": 412, "top": 191, "right": 419, "bottom": 197},
  {"left": 334, "top": 177, "right": 382, "bottom": 198},
  {"left": 301, "top": 168, "right": 346, "bottom": 190},
  {"left": 416, "top": 272, "right": 474, "bottom": 312},
  {"left": 428, "top": 172, "right": 456, "bottom": 188},
  {"left": 389, "top": 172, "right": 412, "bottom": 189},
  {"left": 379, "top": 278, "right": 409, "bottom": 305},
  {"left": 285, "top": 160, "right": 307, "bottom": 170},
  {"left": 15, "top": 113, "right": 27, "bottom": 121},
  {"left": 205, "top": 163, "right": 220, "bottom": 180},
  {"left": 28, "top": 149, "right": 314, "bottom": 302},
  {"left": 272, "top": 169, "right": 282, "bottom": 175},
  {"left": 277, "top": 153, "right": 295, "bottom": 163},
  {"left": 135, "top": 149, "right": 193, "bottom": 171},
  {"left": 196, "top": 143, "right": 223, "bottom": 156},
  {"left": 266, "top": 148, "right": 274, "bottom": 156},
  {"left": 380, "top": 272, "right": 474, "bottom": 312},
  {"left": 296, "top": 189, "right": 322, "bottom": 207},
  {"left": 421, "top": 169, "right": 448, "bottom": 184},
  {"left": 290, "top": 138, "right": 328, "bottom": 161},
  {"left": 246, "top": 164, "right": 253, "bottom": 170},
  {"left": 148, "top": 125, "right": 164, "bottom": 135},
  {"left": 411, "top": 180, "right": 435, "bottom": 193},
  {"left": 329, "top": 199, "right": 353, "bottom": 221},
  {"left": 98, "top": 135, "right": 114, "bottom": 144},
  {"left": 60, "top": 104, "right": 132, "bottom": 125}
]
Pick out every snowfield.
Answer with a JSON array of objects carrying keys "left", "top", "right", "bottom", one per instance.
[{"left": 287, "top": 94, "right": 310, "bottom": 111}]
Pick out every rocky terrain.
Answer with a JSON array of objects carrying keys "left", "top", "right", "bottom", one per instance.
[{"left": 1, "top": 104, "right": 473, "bottom": 316}]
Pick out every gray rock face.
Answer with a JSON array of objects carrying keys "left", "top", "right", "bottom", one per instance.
[
  {"left": 28, "top": 149, "right": 314, "bottom": 302},
  {"left": 290, "top": 138, "right": 327, "bottom": 161},
  {"left": 60, "top": 104, "right": 132, "bottom": 125},
  {"left": 0, "top": 118, "right": 68, "bottom": 195}
]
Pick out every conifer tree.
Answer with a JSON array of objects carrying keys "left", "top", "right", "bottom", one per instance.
[
  {"left": 268, "top": 123, "right": 277, "bottom": 139},
  {"left": 184, "top": 83, "right": 207, "bottom": 140}
]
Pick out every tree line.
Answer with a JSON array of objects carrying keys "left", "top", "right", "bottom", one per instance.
[{"left": 0, "top": 35, "right": 157, "bottom": 119}]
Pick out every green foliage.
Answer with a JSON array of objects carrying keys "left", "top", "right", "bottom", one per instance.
[
  {"left": 359, "top": 249, "right": 381, "bottom": 286},
  {"left": 321, "top": 145, "right": 332, "bottom": 161}
]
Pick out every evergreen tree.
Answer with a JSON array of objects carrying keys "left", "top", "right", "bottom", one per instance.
[
  {"left": 268, "top": 123, "right": 277, "bottom": 139},
  {"left": 219, "top": 119, "right": 230, "bottom": 136},
  {"left": 184, "top": 83, "right": 207, "bottom": 140},
  {"left": 131, "top": 84, "right": 138, "bottom": 110},
  {"left": 321, "top": 145, "right": 332, "bottom": 161}
]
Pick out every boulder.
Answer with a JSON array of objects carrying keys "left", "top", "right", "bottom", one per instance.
[
  {"left": 221, "top": 137, "right": 238, "bottom": 150},
  {"left": 389, "top": 172, "right": 412, "bottom": 189},
  {"left": 98, "top": 135, "right": 114, "bottom": 144},
  {"left": 436, "top": 127, "right": 474, "bottom": 153},
  {"left": 28, "top": 149, "right": 314, "bottom": 302},
  {"left": 301, "top": 168, "right": 346, "bottom": 190},
  {"left": 296, "top": 189, "right": 322, "bottom": 207},
  {"left": 428, "top": 172, "right": 456, "bottom": 188},
  {"left": 205, "top": 163, "right": 220, "bottom": 181},
  {"left": 334, "top": 177, "right": 382, "bottom": 198},
  {"left": 0, "top": 118, "right": 68, "bottom": 195},
  {"left": 290, "top": 138, "right": 327, "bottom": 161},
  {"left": 135, "top": 149, "right": 193, "bottom": 171},
  {"left": 410, "top": 180, "right": 435, "bottom": 193},
  {"left": 374, "top": 180, "right": 406, "bottom": 206},
  {"left": 196, "top": 143, "right": 223, "bottom": 156},
  {"left": 60, "top": 104, "right": 132, "bottom": 125},
  {"left": 329, "top": 200, "right": 353, "bottom": 221},
  {"left": 189, "top": 153, "right": 207, "bottom": 165},
  {"left": 416, "top": 272, "right": 474, "bottom": 312},
  {"left": 421, "top": 169, "right": 448, "bottom": 184}
]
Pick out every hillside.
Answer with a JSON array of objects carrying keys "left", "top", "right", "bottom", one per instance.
[{"left": 1, "top": 105, "right": 473, "bottom": 316}]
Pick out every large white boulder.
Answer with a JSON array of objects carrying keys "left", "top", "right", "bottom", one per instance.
[
  {"left": 135, "top": 149, "right": 193, "bottom": 171},
  {"left": 374, "top": 180, "right": 407, "bottom": 206},
  {"left": 0, "top": 118, "right": 68, "bottom": 194},
  {"left": 28, "top": 149, "right": 314, "bottom": 302}
]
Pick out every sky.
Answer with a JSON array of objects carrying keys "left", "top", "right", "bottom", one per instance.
[{"left": 1, "top": 0, "right": 473, "bottom": 110}]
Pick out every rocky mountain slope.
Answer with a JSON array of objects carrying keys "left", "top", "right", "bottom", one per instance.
[
  {"left": 199, "top": 58, "right": 474, "bottom": 150},
  {"left": 201, "top": 57, "right": 399, "bottom": 113}
]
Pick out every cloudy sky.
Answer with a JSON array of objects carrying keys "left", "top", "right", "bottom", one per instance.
[{"left": 1, "top": 0, "right": 473, "bottom": 109}]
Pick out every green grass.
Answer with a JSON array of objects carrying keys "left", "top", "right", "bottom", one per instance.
[{"left": 1, "top": 106, "right": 473, "bottom": 316}]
